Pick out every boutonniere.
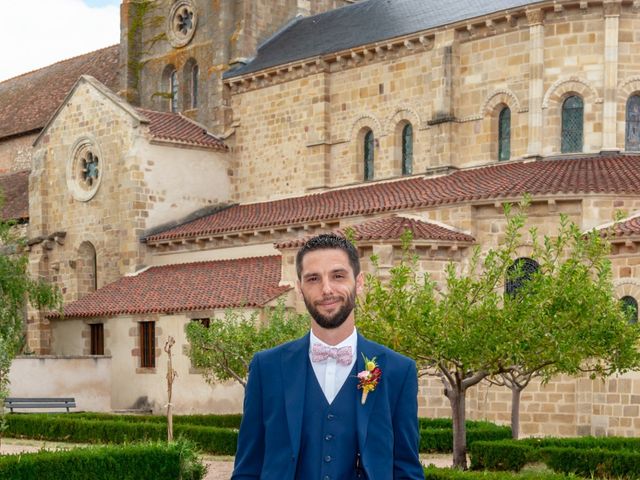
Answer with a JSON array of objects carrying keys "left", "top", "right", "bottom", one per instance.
[{"left": 357, "top": 354, "right": 381, "bottom": 405}]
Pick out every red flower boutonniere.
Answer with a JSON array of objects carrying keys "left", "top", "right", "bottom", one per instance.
[{"left": 357, "top": 354, "right": 381, "bottom": 405}]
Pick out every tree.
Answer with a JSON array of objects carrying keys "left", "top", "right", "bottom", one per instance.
[
  {"left": 357, "top": 202, "right": 640, "bottom": 469},
  {"left": 489, "top": 215, "right": 640, "bottom": 438},
  {"left": 0, "top": 194, "right": 60, "bottom": 445},
  {"left": 358, "top": 204, "right": 528, "bottom": 469},
  {"left": 186, "top": 301, "right": 308, "bottom": 388}
]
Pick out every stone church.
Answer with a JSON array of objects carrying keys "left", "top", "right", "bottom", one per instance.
[{"left": 1, "top": 0, "right": 640, "bottom": 437}]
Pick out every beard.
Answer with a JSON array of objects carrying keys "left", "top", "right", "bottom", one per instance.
[{"left": 302, "top": 288, "right": 356, "bottom": 330}]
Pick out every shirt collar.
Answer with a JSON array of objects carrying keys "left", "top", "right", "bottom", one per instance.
[{"left": 309, "top": 327, "right": 358, "bottom": 353}]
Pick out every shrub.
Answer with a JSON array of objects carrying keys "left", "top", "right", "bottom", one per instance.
[
  {"left": 66, "top": 413, "right": 242, "bottom": 429},
  {"left": 540, "top": 446, "right": 640, "bottom": 478},
  {"left": 0, "top": 440, "right": 206, "bottom": 480},
  {"left": 420, "top": 426, "right": 512, "bottom": 453},
  {"left": 423, "top": 466, "right": 572, "bottom": 480},
  {"left": 5, "top": 414, "right": 237, "bottom": 455},
  {"left": 469, "top": 440, "right": 533, "bottom": 471}
]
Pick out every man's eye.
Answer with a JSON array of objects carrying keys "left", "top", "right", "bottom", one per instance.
[{"left": 306, "top": 276, "right": 318, "bottom": 283}]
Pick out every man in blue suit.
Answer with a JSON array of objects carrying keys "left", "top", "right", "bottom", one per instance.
[{"left": 232, "top": 233, "right": 424, "bottom": 479}]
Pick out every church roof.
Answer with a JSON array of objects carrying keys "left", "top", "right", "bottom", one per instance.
[
  {"left": 0, "top": 45, "right": 120, "bottom": 140},
  {"left": 275, "top": 216, "right": 475, "bottom": 249},
  {"left": 594, "top": 213, "right": 640, "bottom": 240},
  {"left": 52, "top": 256, "right": 289, "bottom": 319},
  {"left": 138, "top": 109, "right": 228, "bottom": 150},
  {"left": 145, "top": 155, "right": 640, "bottom": 244},
  {"left": 0, "top": 170, "right": 29, "bottom": 221},
  {"left": 226, "top": 0, "right": 541, "bottom": 78}
]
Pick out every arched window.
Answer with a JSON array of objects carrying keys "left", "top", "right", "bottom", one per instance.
[
  {"left": 625, "top": 95, "right": 640, "bottom": 151},
  {"left": 505, "top": 257, "right": 540, "bottom": 296},
  {"left": 401, "top": 123, "right": 413, "bottom": 175},
  {"left": 620, "top": 296, "right": 638, "bottom": 324},
  {"left": 364, "top": 129, "right": 374, "bottom": 181},
  {"left": 498, "top": 107, "right": 511, "bottom": 161},
  {"left": 170, "top": 69, "right": 178, "bottom": 113},
  {"left": 191, "top": 64, "right": 199, "bottom": 109},
  {"left": 561, "top": 95, "right": 583, "bottom": 153}
]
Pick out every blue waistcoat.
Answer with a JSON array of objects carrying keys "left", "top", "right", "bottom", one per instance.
[{"left": 295, "top": 361, "right": 364, "bottom": 480}]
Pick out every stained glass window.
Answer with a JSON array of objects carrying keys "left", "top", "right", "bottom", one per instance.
[
  {"left": 191, "top": 64, "right": 199, "bottom": 109},
  {"left": 498, "top": 107, "right": 511, "bottom": 161},
  {"left": 364, "top": 130, "right": 374, "bottom": 180},
  {"left": 625, "top": 95, "right": 640, "bottom": 151},
  {"left": 505, "top": 257, "right": 540, "bottom": 296},
  {"left": 402, "top": 124, "right": 413, "bottom": 175},
  {"left": 561, "top": 95, "right": 583, "bottom": 153},
  {"left": 621, "top": 296, "right": 638, "bottom": 324},
  {"left": 170, "top": 70, "right": 178, "bottom": 113}
]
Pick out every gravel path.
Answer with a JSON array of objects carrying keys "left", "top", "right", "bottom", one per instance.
[{"left": 1, "top": 439, "right": 454, "bottom": 479}]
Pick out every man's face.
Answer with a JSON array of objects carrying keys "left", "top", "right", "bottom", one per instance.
[{"left": 297, "top": 248, "right": 363, "bottom": 330}]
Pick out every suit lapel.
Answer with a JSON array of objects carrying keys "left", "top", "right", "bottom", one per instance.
[
  {"left": 282, "top": 333, "right": 309, "bottom": 459},
  {"left": 356, "top": 333, "right": 386, "bottom": 451}
]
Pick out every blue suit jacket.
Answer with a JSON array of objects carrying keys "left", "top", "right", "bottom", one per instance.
[{"left": 231, "top": 333, "right": 424, "bottom": 480}]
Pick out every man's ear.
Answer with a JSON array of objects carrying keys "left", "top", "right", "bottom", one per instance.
[
  {"left": 355, "top": 272, "right": 365, "bottom": 295},
  {"left": 295, "top": 279, "right": 302, "bottom": 295}
]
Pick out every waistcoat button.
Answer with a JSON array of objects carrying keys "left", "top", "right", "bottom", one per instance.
[
  {"left": 324, "top": 455, "right": 332, "bottom": 462},
  {"left": 325, "top": 434, "right": 333, "bottom": 441}
]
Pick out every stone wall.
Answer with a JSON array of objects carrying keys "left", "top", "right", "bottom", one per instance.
[{"left": 229, "top": 3, "right": 640, "bottom": 203}]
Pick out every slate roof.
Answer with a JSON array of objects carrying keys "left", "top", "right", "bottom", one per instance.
[
  {"left": 0, "top": 46, "right": 120, "bottom": 140},
  {"left": 276, "top": 216, "right": 475, "bottom": 248},
  {"left": 0, "top": 170, "right": 29, "bottom": 221},
  {"left": 145, "top": 155, "right": 640, "bottom": 244},
  {"left": 52, "top": 256, "right": 290, "bottom": 319},
  {"left": 226, "top": 0, "right": 542, "bottom": 77},
  {"left": 138, "top": 109, "right": 228, "bottom": 150}
]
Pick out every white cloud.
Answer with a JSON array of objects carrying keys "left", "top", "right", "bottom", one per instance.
[{"left": 0, "top": 0, "right": 120, "bottom": 82}]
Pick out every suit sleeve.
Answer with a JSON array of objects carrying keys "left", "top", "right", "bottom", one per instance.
[
  {"left": 231, "top": 354, "right": 265, "bottom": 480},
  {"left": 392, "top": 360, "right": 424, "bottom": 479}
]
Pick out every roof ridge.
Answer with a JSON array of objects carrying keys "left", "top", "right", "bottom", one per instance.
[
  {"left": 0, "top": 44, "right": 119, "bottom": 85},
  {"left": 145, "top": 255, "right": 282, "bottom": 270}
]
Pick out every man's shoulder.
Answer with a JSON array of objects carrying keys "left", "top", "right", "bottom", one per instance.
[
  {"left": 254, "top": 334, "right": 308, "bottom": 361},
  {"left": 359, "top": 335, "right": 415, "bottom": 368}
]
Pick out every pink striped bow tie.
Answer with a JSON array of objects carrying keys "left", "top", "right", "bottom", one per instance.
[{"left": 311, "top": 343, "right": 353, "bottom": 366}]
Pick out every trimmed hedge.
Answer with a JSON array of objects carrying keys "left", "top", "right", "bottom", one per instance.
[
  {"left": 0, "top": 440, "right": 206, "bottom": 480},
  {"left": 6, "top": 414, "right": 237, "bottom": 455},
  {"left": 420, "top": 426, "right": 512, "bottom": 453},
  {"left": 469, "top": 440, "right": 532, "bottom": 471},
  {"left": 66, "top": 412, "right": 243, "bottom": 429},
  {"left": 540, "top": 446, "right": 640, "bottom": 479},
  {"left": 423, "top": 466, "right": 573, "bottom": 480}
]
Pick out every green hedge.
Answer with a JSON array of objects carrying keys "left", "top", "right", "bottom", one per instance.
[
  {"left": 424, "top": 466, "right": 572, "bottom": 480},
  {"left": 540, "top": 446, "right": 640, "bottom": 478},
  {"left": 522, "top": 436, "right": 640, "bottom": 451},
  {"left": 0, "top": 440, "right": 206, "bottom": 480},
  {"left": 6, "top": 415, "right": 237, "bottom": 455},
  {"left": 66, "top": 412, "right": 242, "bottom": 429},
  {"left": 469, "top": 440, "right": 533, "bottom": 471},
  {"left": 420, "top": 426, "right": 512, "bottom": 453}
]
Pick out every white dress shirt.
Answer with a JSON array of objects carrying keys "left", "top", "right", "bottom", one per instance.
[{"left": 309, "top": 328, "right": 358, "bottom": 404}]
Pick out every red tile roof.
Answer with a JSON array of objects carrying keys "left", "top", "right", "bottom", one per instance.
[
  {"left": 276, "top": 216, "right": 475, "bottom": 248},
  {"left": 138, "top": 108, "right": 228, "bottom": 150},
  {"left": 0, "top": 46, "right": 120, "bottom": 140},
  {"left": 597, "top": 215, "right": 640, "bottom": 239},
  {"left": 145, "top": 155, "right": 640, "bottom": 243},
  {"left": 53, "top": 256, "right": 289, "bottom": 319},
  {"left": 0, "top": 170, "right": 29, "bottom": 221}
]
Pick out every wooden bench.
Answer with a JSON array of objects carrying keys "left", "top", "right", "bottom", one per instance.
[{"left": 4, "top": 397, "right": 76, "bottom": 413}]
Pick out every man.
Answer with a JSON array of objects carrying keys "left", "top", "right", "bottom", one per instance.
[{"left": 232, "top": 233, "right": 424, "bottom": 480}]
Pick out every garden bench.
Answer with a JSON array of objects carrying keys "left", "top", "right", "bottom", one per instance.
[{"left": 4, "top": 397, "right": 76, "bottom": 413}]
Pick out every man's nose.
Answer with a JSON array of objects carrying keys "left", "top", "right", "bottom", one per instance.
[{"left": 321, "top": 277, "right": 333, "bottom": 294}]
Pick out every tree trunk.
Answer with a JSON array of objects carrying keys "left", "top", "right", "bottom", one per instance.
[
  {"left": 511, "top": 386, "right": 522, "bottom": 439},
  {"left": 449, "top": 389, "right": 468, "bottom": 470}
]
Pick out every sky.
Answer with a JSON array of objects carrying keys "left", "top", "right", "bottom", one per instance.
[{"left": 0, "top": 0, "right": 121, "bottom": 82}]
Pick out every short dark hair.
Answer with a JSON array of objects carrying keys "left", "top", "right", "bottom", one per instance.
[{"left": 296, "top": 233, "right": 360, "bottom": 280}]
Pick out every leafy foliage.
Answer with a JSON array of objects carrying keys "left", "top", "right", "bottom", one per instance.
[{"left": 186, "top": 301, "right": 308, "bottom": 387}]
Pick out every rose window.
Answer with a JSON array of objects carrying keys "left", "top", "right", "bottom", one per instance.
[
  {"left": 168, "top": 1, "right": 197, "bottom": 48},
  {"left": 66, "top": 137, "right": 103, "bottom": 202},
  {"left": 81, "top": 151, "right": 99, "bottom": 187}
]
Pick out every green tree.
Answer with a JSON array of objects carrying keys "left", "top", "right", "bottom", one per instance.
[
  {"left": 0, "top": 194, "right": 60, "bottom": 444},
  {"left": 186, "top": 301, "right": 308, "bottom": 388},
  {"left": 358, "top": 205, "right": 527, "bottom": 469},
  {"left": 358, "top": 202, "right": 640, "bottom": 469},
  {"left": 489, "top": 215, "right": 640, "bottom": 439}
]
